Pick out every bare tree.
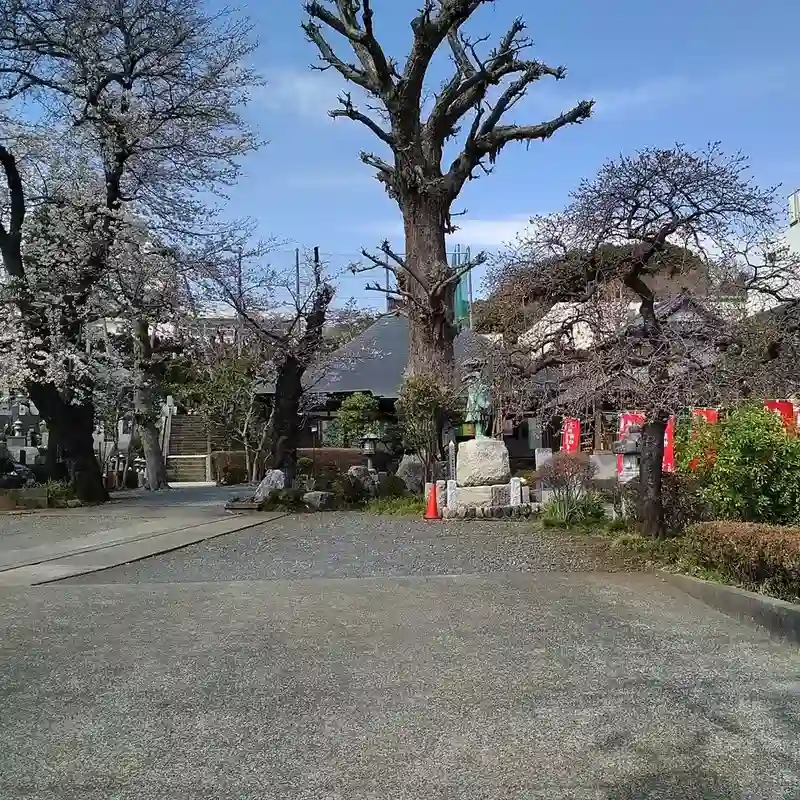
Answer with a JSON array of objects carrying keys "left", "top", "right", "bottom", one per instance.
[
  {"left": 0, "top": 0, "right": 260, "bottom": 501},
  {"left": 303, "top": 0, "right": 592, "bottom": 388},
  {"left": 197, "top": 240, "right": 337, "bottom": 483},
  {"left": 499, "top": 143, "right": 788, "bottom": 536}
]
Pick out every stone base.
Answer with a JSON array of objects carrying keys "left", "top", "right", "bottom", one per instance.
[{"left": 443, "top": 503, "right": 541, "bottom": 520}]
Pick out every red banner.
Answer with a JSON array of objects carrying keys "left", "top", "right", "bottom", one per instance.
[
  {"left": 561, "top": 417, "right": 580, "bottom": 453},
  {"left": 764, "top": 400, "right": 795, "bottom": 430},
  {"left": 693, "top": 408, "right": 719, "bottom": 425},
  {"left": 663, "top": 416, "right": 676, "bottom": 472},
  {"left": 617, "top": 412, "right": 645, "bottom": 473}
]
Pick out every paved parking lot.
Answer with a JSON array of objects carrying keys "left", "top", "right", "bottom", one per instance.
[{"left": 1, "top": 508, "right": 798, "bottom": 799}]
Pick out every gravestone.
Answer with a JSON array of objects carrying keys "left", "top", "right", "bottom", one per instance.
[
  {"left": 534, "top": 447, "right": 553, "bottom": 503},
  {"left": 446, "top": 479, "right": 457, "bottom": 509},
  {"left": 510, "top": 476, "right": 522, "bottom": 506}
]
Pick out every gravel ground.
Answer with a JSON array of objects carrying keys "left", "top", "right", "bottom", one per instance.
[
  {"left": 2, "top": 574, "right": 798, "bottom": 799},
  {"left": 64, "top": 512, "right": 643, "bottom": 584}
]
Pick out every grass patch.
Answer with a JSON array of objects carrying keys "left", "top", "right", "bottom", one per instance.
[{"left": 365, "top": 496, "right": 426, "bottom": 516}]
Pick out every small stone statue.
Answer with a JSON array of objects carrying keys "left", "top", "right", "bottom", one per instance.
[{"left": 463, "top": 359, "right": 491, "bottom": 438}]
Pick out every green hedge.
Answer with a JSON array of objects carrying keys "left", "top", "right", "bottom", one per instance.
[{"left": 685, "top": 521, "right": 800, "bottom": 603}]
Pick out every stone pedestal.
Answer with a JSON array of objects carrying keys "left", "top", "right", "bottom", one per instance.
[{"left": 456, "top": 436, "right": 510, "bottom": 487}]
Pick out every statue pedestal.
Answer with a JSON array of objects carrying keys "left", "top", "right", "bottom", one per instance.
[{"left": 455, "top": 436, "right": 510, "bottom": 487}]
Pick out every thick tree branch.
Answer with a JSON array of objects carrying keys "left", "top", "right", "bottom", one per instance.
[
  {"left": 404, "top": 0, "right": 487, "bottom": 106},
  {"left": 303, "top": 0, "right": 396, "bottom": 98},
  {"left": 330, "top": 92, "right": 393, "bottom": 145},
  {"left": 445, "top": 99, "right": 594, "bottom": 197},
  {"left": 0, "top": 144, "right": 25, "bottom": 243}
]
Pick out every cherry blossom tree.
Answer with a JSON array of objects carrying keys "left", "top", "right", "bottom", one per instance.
[
  {"left": 98, "top": 222, "right": 193, "bottom": 490},
  {"left": 0, "top": 0, "right": 261, "bottom": 501},
  {"left": 196, "top": 239, "right": 336, "bottom": 483}
]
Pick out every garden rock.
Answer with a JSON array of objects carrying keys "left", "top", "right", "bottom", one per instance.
[
  {"left": 396, "top": 454, "right": 425, "bottom": 494},
  {"left": 253, "top": 470, "right": 286, "bottom": 503},
  {"left": 456, "top": 437, "right": 510, "bottom": 487},
  {"left": 302, "top": 491, "right": 335, "bottom": 511},
  {"left": 347, "top": 465, "right": 378, "bottom": 495}
]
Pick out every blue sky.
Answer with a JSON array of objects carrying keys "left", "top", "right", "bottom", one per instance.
[{"left": 230, "top": 0, "right": 800, "bottom": 308}]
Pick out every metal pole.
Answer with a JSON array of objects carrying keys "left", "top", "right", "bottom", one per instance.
[
  {"left": 466, "top": 246, "right": 474, "bottom": 330},
  {"left": 295, "top": 247, "right": 300, "bottom": 298}
]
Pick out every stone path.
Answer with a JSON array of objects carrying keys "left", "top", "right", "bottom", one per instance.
[
  {"left": 0, "top": 485, "right": 274, "bottom": 585},
  {"left": 1, "top": 511, "right": 798, "bottom": 799}
]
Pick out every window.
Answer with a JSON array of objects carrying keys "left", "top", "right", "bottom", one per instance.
[{"left": 789, "top": 191, "right": 800, "bottom": 226}]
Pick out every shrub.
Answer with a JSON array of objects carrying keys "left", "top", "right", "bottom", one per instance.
[
  {"left": 296, "top": 457, "right": 314, "bottom": 476},
  {"left": 45, "top": 480, "right": 76, "bottom": 507},
  {"left": 298, "top": 447, "right": 363, "bottom": 473},
  {"left": 541, "top": 489, "right": 606, "bottom": 528},
  {"left": 685, "top": 521, "right": 800, "bottom": 602},
  {"left": 211, "top": 450, "right": 247, "bottom": 484},
  {"left": 621, "top": 473, "right": 709, "bottom": 537},
  {"left": 376, "top": 473, "right": 407, "bottom": 499},
  {"left": 680, "top": 405, "right": 800, "bottom": 525},
  {"left": 396, "top": 376, "right": 455, "bottom": 480},
  {"left": 533, "top": 452, "right": 597, "bottom": 499},
  {"left": 534, "top": 452, "right": 600, "bottom": 526},
  {"left": 261, "top": 488, "right": 307, "bottom": 512},
  {"left": 330, "top": 474, "right": 370, "bottom": 509},
  {"left": 219, "top": 463, "right": 247, "bottom": 485},
  {"left": 337, "top": 392, "right": 380, "bottom": 445}
]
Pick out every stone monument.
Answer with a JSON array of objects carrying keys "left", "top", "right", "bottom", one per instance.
[{"left": 438, "top": 361, "right": 538, "bottom": 519}]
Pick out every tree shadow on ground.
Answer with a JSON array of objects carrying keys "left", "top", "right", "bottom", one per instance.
[{"left": 603, "top": 767, "right": 744, "bottom": 799}]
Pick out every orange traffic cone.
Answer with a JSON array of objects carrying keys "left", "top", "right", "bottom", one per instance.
[{"left": 423, "top": 482, "right": 441, "bottom": 520}]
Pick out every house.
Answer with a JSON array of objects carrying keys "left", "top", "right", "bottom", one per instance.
[{"left": 254, "top": 311, "right": 490, "bottom": 445}]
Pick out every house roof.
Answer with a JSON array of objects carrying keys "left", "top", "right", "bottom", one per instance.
[{"left": 256, "top": 312, "right": 487, "bottom": 399}]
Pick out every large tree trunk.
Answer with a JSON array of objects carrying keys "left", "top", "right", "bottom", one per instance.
[
  {"left": 27, "top": 383, "right": 108, "bottom": 504},
  {"left": 402, "top": 193, "right": 457, "bottom": 387},
  {"left": 637, "top": 416, "right": 667, "bottom": 538},
  {"left": 136, "top": 408, "right": 168, "bottom": 491},
  {"left": 264, "top": 354, "right": 304, "bottom": 484},
  {"left": 134, "top": 321, "right": 169, "bottom": 491}
]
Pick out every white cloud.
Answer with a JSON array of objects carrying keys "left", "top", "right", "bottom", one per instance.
[
  {"left": 364, "top": 215, "right": 537, "bottom": 249},
  {"left": 524, "top": 61, "right": 792, "bottom": 122},
  {"left": 447, "top": 216, "right": 535, "bottom": 248},
  {"left": 279, "top": 170, "right": 374, "bottom": 190},
  {"left": 259, "top": 66, "right": 345, "bottom": 120}
]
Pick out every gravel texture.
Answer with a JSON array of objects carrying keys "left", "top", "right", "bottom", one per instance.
[
  {"left": 1, "top": 574, "right": 798, "bottom": 799},
  {"left": 5, "top": 508, "right": 800, "bottom": 799},
  {"left": 63, "top": 512, "right": 642, "bottom": 584}
]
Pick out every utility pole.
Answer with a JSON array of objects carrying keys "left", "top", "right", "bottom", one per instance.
[{"left": 294, "top": 247, "right": 300, "bottom": 299}]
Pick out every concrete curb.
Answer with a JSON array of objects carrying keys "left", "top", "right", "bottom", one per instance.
[{"left": 658, "top": 570, "right": 800, "bottom": 646}]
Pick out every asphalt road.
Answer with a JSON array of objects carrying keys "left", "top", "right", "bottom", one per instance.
[{"left": 2, "top": 513, "right": 799, "bottom": 799}]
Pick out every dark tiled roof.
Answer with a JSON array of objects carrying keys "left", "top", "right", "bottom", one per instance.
[{"left": 256, "top": 313, "right": 486, "bottom": 399}]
